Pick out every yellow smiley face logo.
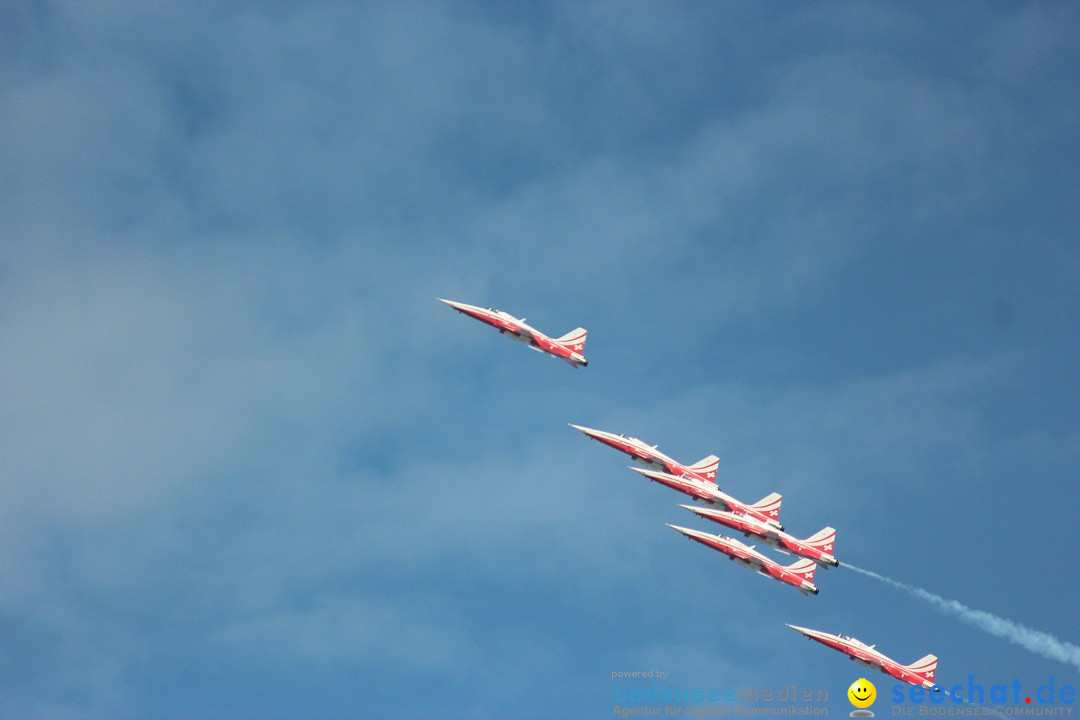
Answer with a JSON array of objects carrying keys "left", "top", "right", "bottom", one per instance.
[{"left": 848, "top": 678, "right": 876, "bottom": 708}]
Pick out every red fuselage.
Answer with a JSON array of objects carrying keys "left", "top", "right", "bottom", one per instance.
[
  {"left": 439, "top": 299, "right": 587, "bottom": 367},
  {"left": 787, "top": 625, "right": 938, "bottom": 690},
  {"left": 671, "top": 526, "right": 817, "bottom": 595},
  {"left": 687, "top": 507, "right": 838, "bottom": 567},
  {"left": 570, "top": 425, "right": 715, "bottom": 483}
]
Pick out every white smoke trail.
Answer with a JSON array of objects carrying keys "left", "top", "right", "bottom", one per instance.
[{"left": 845, "top": 563, "right": 1080, "bottom": 672}]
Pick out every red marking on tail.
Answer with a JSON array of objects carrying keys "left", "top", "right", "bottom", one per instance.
[
  {"left": 554, "top": 328, "right": 587, "bottom": 354},
  {"left": 803, "top": 527, "right": 836, "bottom": 554},
  {"left": 749, "top": 492, "right": 782, "bottom": 519},
  {"left": 785, "top": 558, "right": 817, "bottom": 584},
  {"left": 905, "top": 654, "right": 938, "bottom": 686},
  {"left": 686, "top": 455, "right": 720, "bottom": 482}
]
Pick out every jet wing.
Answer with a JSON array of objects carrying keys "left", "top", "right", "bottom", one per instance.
[
  {"left": 631, "top": 467, "right": 716, "bottom": 502},
  {"left": 844, "top": 643, "right": 888, "bottom": 672},
  {"left": 493, "top": 313, "right": 532, "bottom": 336},
  {"left": 753, "top": 526, "right": 784, "bottom": 544},
  {"left": 506, "top": 321, "right": 544, "bottom": 345},
  {"left": 723, "top": 540, "right": 764, "bottom": 568}
]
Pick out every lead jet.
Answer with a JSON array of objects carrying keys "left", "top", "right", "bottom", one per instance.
[
  {"left": 634, "top": 467, "right": 783, "bottom": 531},
  {"left": 680, "top": 505, "right": 838, "bottom": 568},
  {"left": 568, "top": 424, "right": 720, "bottom": 482},
  {"left": 668, "top": 525, "right": 818, "bottom": 595},
  {"left": 786, "top": 625, "right": 939, "bottom": 690},
  {"left": 438, "top": 298, "right": 588, "bottom": 367}
]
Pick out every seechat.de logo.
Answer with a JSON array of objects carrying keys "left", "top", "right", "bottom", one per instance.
[{"left": 849, "top": 678, "right": 877, "bottom": 717}]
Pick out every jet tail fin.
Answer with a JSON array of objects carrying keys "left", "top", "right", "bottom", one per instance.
[
  {"left": 554, "top": 328, "right": 587, "bottom": 353},
  {"left": 686, "top": 454, "right": 720, "bottom": 481},
  {"left": 785, "top": 558, "right": 817, "bottom": 584},
  {"left": 748, "top": 492, "right": 782, "bottom": 520},
  {"left": 803, "top": 527, "right": 836, "bottom": 552},
  {"left": 905, "top": 654, "right": 938, "bottom": 686}
]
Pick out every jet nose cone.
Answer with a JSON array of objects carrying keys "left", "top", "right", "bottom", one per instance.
[
  {"left": 581, "top": 358, "right": 588, "bottom": 367},
  {"left": 437, "top": 297, "right": 469, "bottom": 311}
]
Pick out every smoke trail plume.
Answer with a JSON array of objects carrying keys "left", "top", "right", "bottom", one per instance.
[{"left": 845, "top": 564, "right": 1080, "bottom": 672}]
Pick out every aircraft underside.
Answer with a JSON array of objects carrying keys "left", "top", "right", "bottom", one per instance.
[{"left": 854, "top": 658, "right": 882, "bottom": 673}]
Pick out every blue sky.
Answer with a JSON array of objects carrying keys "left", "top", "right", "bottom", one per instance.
[{"left": 1, "top": 2, "right": 1078, "bottom": 718}]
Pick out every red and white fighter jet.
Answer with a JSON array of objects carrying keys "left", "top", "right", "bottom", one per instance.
[
  {"left": 568, "top": 424, "right": 720, "bottom": 482},
  {"left": 668, "top": 525, "right": 818, "bottom": 595},
  {"left": 634, "top": 467, "right": 784, "bottom": 531},
  {"left": 681, "top": 505, "right": 838, "bottom": 568},
  {"left": 786, "top": 624, "right": 939, "bottom": 690},
  {"left": 438, "top": 298, "right": 588, "bottom": 367}
]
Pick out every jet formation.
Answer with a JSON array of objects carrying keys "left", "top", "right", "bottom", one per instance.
[
  {"left": 630, "top": 467, "right": 783, "bottom": 530},
  {"left": 668, "top": 524, "right": 820, "bottom": 595},
  {"left": 439, "top": 298, "right": 939, "bottom": 688},
  {"left": 573, "top": 420, "right": 941, "bottom": 684},
  {"left": 681, "top": 505, "right": 838, "bottom": 568},
  {"left": 570, "top": 423, "right": 831, "bottom": 593}
]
